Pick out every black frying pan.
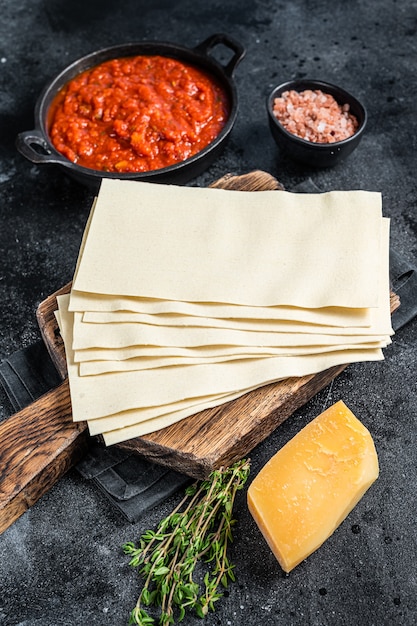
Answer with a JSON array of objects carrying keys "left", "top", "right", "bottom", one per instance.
[{"left": 16, "top": 34, "right": 245, "bottom": 188}]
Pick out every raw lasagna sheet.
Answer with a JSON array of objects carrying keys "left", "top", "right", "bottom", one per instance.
[
  {"left": 57, "top": 294, "right": 383, "bottom": 424},
  {"left": 72, "top": 344, "right": 314, "bottom": 363},
  {"left": 71, "top": 314, "right": 389, "bottom": 350},
  {"left": 71, "top": 219, "right": 392, "bottom": 357},
  {"left": 78, "top": 341, "right": 389, "bottom": 376},
  {"left": 70, "top": 290, "right": 372, "bottom": 327},
  {"left": 56, "top": 181, "right": 394, "bottom": 444},
  {"left": 91, "top": 387, "right": 261, "bottom": 440},
  {"left": 72, "top": 340, "right": 386, "bottom": 365},
  {"left": 72, "top": 180, "right": 383, "bottom": 308},
  {"left": 98, "top": 385, "right": 272, "bottom": 445},
  {"left": 82, "top": 310, "right": 371, "bottom": 331}
]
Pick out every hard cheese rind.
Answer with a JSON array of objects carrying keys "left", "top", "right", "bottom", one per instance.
[{"left": 247, "top": 400, "right": 379, "bottom": 572}]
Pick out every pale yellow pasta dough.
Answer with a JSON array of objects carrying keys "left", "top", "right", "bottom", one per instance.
[
  {"left": 90, "top": 387, "right": 259, "bottom": 437},
  {"left": 97, "top": 343, "right": 382, "bottom": 444},
  {"left": 71, "top": 219, "right": 393, "bottom": 362},
  {"left": 55, "top": 182, "right": 394, "bottom": 443},
  {"left": 98, "top": 387, "right": 272, "bottom": 445},
  {"left": 72, "top": 180, "right": 382, "bottom": 308},
  {"left": 70, "top": 290, "right": 372, "bottom": 327},
  {"left": 71, "top": 313, "right": 389, "bottom": 351},
  {"left": 57, "top": 294, "right": 384, "bottom": 425},
  {"left": 78, "top": 341, "right": 390, "bottom": 376},
  {"left": 82, "top": 310, "right": 371, "bottom": 332},
  {"left": 72, "top": 344, "right": 303, "bottom": 363},
  {"left": 72, "top": 339, "right": 389, "bottom": 365}
]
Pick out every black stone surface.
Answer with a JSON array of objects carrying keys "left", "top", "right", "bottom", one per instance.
[{"left": 1, "top": 1, "right": 417, "bottom": 625}]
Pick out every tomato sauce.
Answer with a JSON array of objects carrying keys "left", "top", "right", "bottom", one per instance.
[{"left": 48, "top": 55, "right": 230, "bottom": 173}]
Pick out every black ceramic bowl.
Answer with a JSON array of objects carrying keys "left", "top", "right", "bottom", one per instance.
[
  {"left": 16, "top": 34, "right": 245, "bottom": 188},
  {"left": 267, "top": 79, "right": 367, "bottom": 168}
]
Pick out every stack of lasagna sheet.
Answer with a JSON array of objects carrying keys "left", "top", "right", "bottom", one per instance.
[{"left": 55, "top": 179, "right": 393, "bottom": 445}]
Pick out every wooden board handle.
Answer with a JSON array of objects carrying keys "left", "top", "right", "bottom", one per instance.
[{"left": 0, "top": 380, "right": 88, "bottom": 534}]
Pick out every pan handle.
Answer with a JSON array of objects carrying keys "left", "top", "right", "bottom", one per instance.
[
  {"left": 194, "top": 33, "right": 246, "bottom": 77},
  {"left": 15, "top": 130, "right": 68, "bottom": 165}
]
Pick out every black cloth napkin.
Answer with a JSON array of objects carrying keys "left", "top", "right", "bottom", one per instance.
[
  {"left": 76, "top": 441, "right": 190, "bottom": 522},
  {"left": 1, "top": 179, "right": 415, "bottom": 522},
  {"left": 389, "top": 248, "right": 417, "bottom": 331},
  {"left": 0, "top": 341, "right": 62, "bottom": 415}
]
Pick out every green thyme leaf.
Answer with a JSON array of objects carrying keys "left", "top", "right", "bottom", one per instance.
[{"left": 124, "top": 458, "right": 250, "bottom": 624}]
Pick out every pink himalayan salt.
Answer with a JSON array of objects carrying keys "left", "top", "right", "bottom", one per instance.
[{"left": 273, "top": 89, "right": 359, "bottom": 143}]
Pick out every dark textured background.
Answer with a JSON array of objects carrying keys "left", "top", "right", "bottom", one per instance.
[{"left": 1, "top": 1, "right": 416, "bottom": 625}]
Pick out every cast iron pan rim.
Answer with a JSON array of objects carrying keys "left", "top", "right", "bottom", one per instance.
[
  {"left": 31, "top": 37, "right": 242, "bottom": 180},
  {"left": 267, "top": 78, "right": 368, "bottom": 149}
]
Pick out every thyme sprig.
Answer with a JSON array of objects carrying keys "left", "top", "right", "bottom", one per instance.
[{"left": 123, "top": 458, "right": 250, "bottom": 625}]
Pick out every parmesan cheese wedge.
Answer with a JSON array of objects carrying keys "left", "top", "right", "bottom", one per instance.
[{"left": 247, "top": 400, "right": 379, "bottom": 572}]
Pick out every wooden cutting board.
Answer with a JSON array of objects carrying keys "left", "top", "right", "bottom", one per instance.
[{"left": 0, "top": 170, "right": 399, "bottom": 534}]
